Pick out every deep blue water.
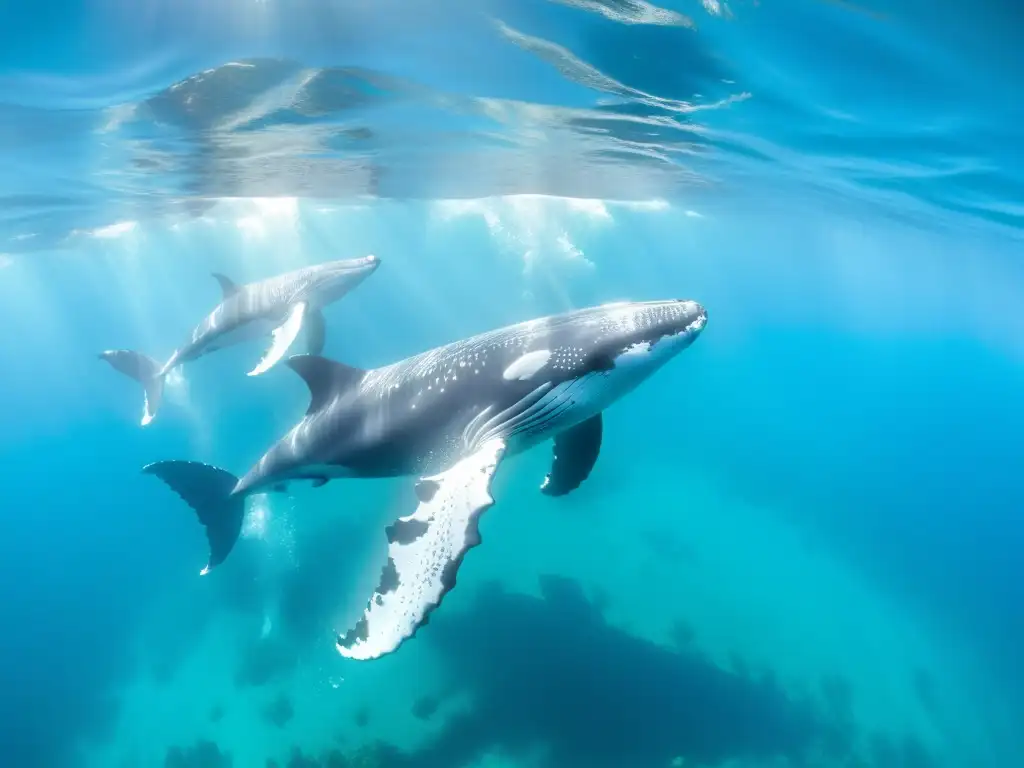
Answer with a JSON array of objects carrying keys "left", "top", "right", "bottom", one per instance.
[{"left": 1, "top": 2, "right": 1023, "bottom": 767}]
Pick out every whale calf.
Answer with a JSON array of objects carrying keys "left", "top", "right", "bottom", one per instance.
[
  {"left": 99, "top": 255, "right": 380, "bottom": 425},
  {"left": 144, "top": 298, "right": 707, "bottom": 659}
]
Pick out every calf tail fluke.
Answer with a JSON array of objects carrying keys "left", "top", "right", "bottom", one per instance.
[{"left": 98, "top": 349, "right": 166, "bottom": 426}]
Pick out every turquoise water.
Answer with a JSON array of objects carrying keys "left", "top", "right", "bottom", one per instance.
[{"left": 2, "top": 2, "right": 1023, "bottom": 767}]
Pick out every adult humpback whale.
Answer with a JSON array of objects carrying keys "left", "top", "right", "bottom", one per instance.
[
  {"left": 99, "top": 255, "right": 380, "bottom": 426},
  {"left": 144, "top": 298, "right": 707, "bottom": 659}
]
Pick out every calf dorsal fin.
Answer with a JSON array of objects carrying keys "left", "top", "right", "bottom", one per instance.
[{"left": 211, "top": 272, "right": 240, "bottom": 300}]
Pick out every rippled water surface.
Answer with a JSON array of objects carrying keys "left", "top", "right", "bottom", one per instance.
[{"left": 2, "top": 0, "right": 1022, "bottom": 253}]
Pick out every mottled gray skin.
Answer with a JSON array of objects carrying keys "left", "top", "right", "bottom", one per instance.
[
  {"left": 235, "top": 299, "right": 707, "bottom": 496},
  {"left": 160, "top": 255, "right": 380, "bottom": 376},
  {"left": 142, "top": 298, "right": 707, "bottom": 578}
]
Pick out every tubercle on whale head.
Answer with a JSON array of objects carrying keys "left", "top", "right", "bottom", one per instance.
[
  {"left": 348, "top": 253, "right": 379, "bottom": 270},
  {"left": 676, "top": 299, "right": 707, "bottom": 338},
  {"left": 667, "top": 299, "right": 706, "bottom": 333},
  {"left": 596, "top": 298, "right": 707, "bottom": 358},
  {"left": 330, "top": 253, "right": 380, "bottom": 275}
]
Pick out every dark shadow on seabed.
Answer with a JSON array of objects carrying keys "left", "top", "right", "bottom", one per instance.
[
  {"left": 243, "top": 573, "right": 938, "bottom": 768},
  {"left": 406, "top": 574, "right": 839, "bottom": 768}
]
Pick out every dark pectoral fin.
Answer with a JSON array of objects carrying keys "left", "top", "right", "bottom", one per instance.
[
  {"left": 306, "top": 308, "right": 326, "bottom": 355},
  {"left": 541, "top": 414, "right": 603, "bottom": 497}
]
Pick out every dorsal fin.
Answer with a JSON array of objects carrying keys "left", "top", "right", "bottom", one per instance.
[
  {"left": 211, "top": 272, "right": 240, "bottom": 300},
  {"left": 285, "top": 354, "right": 366, "bottom": 414}
]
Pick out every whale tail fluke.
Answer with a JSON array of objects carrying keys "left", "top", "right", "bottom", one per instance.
[
  {"left": 98, "top": 349, "right": 166, "bottom": 426},
  {"left": 142, "top": 460, "right": 245, "bottom": 575}
]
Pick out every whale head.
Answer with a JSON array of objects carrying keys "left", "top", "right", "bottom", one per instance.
[
  {"left": 593, "top": 298, "right": 706, "bottom": 359},
  {"left": 309, "top": 254, "right": 381, "bottom": 305},
  {"left": 561, "top": 298, "right": 706, "bottom": 396},
  {"left": 538, "top": 298, "right": 707, "bottom": 381},
  {"left": 489, "top": 299, "right": 707, "bottom": 448}
]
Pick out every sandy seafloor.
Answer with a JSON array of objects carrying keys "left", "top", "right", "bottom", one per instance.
[{"left": 79, "top": 401, "right": 1006, "bottom": 768}]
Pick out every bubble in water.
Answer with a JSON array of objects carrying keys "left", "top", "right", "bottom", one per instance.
[
  {"left": 163, "top": 366, "right": 189, "bottom": 404},
  {"left": 242, "top": 493, "right": 299, "bottom": 573},
  {"left": 243, "top": 494, "right": 271, "bottom": 540}
]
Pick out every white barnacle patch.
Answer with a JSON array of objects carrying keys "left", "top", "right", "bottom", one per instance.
[
  {"left": 620, "top": 340, "right": 653, "bottom": 359},
  {"left": 685, "top": 309, "right": 707, "bottom": 334},
  {"left": 502, "top": 349, "right": 552, "bottom": 381}
]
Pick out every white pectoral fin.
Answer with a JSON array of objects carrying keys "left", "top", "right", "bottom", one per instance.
[
  {"left": 336, "top": 438, "right": 508, "bottom": 661},
  {"left": 248, "top": 302, "right": 307, "bottom": 377}
]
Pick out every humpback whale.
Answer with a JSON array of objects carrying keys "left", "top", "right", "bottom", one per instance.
[
  {"left": 99, "top": 255, "right": 380, "bottom": 425},
  {"left": 144, "top": 298, "right": 707, "bottom": 659}
]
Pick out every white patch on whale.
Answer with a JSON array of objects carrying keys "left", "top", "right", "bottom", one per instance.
[
  {"left": 619, "top": 340, "right": 652, "bottom": 359},
  {"left": 502, "top": 349, "right": 552, "bottom": 381},
  {"left": 337, "top": 437, "right": 507, "bottom": 661},
  {"left": 141, "top": 392, "right": 156, "bottom": 426},
  {"left": 248, "top": 301, "right": 307, "bottom": 376}
]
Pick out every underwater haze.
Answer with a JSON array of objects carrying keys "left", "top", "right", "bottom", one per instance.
[{"left": 2, "top": 1, "right": 1023, "bottom": 766}]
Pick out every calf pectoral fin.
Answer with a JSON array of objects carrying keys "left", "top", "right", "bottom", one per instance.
[
  {"left": 540, "top": 413, "right": 603, "bottom": 496},
  {"left": 305, "top": 308, "right": 326, "bottom": 355},
  {"left": 248, "top": 302, "right": 308, "bottom": 377},
  {"left": 336, "top": 438, "right": 508, "bottom": 661}
]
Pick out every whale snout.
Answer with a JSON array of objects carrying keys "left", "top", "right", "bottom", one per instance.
[
  {"left": 657, "top": 298, "right": 705, "bottom": 336},
  {"left": 354, "top": 254, "right": 381, "bottom": 272},
  {"left": 330, "top": 254, "right": 380, "bottom": 275},
  {"left": 680, "top": 300, "right": 707, "bottom": 333}
]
